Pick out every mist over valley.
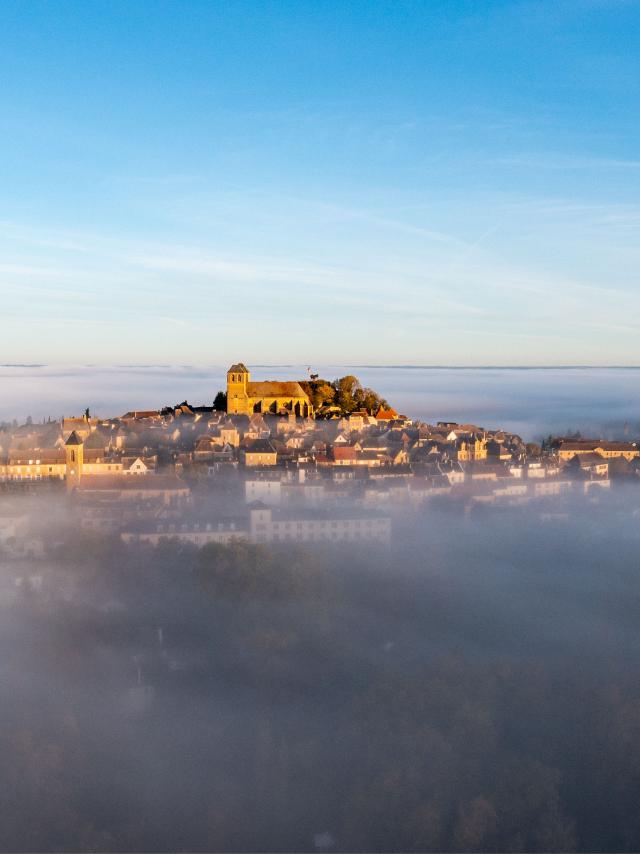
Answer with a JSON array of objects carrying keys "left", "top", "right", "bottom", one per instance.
[{"left": 3, "top": 364, "right": 640, "bottom": 440}]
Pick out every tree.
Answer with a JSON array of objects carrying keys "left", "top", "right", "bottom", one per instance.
[
  {"left": 299, "top": 374, "right": 391, "bottom": 415},
  {"left": 358, "top": 386, "right": 389, "bottom": 413},
  {"left": 312, "top": 382, "right": 336, "bottom": 410},
  {"left": 335, "top": 375, "right": 361, "bottom": 413},
  {"left": 213, "top": 391, "right": 227, "bottom": 411},
  {"left": 298, "top": 380, "right": 335, "bottom": 411}
]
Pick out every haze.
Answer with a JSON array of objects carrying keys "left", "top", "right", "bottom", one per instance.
[
  {"left": 2, "top": 364, "right": 640, "bottom": 441},
  {"left": 2, "top": 486, "right": 640, "bottom": 851}
]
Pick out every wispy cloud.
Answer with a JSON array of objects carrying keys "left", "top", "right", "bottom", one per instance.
[{"left": 491, "top": 153, "right": 640, "bottom": 171}]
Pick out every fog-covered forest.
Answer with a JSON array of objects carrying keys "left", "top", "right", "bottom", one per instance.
[{"left": 1, "top": 491, "right": 640, "bottom": 852}]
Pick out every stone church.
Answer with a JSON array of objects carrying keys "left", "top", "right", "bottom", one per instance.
[{"left": 226, "top": 363, "right": 313, "bottom": 417}]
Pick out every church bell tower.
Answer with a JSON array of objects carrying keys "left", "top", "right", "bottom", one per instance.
[
  {"left": 65, "top": 430, "right": 84, "bottom": 490},
  {"left": 226, "top": 363, "right": 250, "bottom": 414}
]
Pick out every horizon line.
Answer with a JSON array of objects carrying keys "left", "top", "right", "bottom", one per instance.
[{"left": 3, "top": 363, "right": 640, "bottom": 371}]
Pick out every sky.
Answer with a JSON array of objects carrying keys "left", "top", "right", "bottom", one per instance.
[{"left": 1, "top": 0, "right": 639, "bottom": 366}]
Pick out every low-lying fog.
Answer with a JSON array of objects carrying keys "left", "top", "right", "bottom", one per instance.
[
  {"left": 2, "top": 488, "right": 640, "bottom": 851},
  {"left": 2, "top": 363, "right": 640, "bottom": 440}
]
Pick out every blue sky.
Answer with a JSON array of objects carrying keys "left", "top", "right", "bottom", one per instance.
[{"left": 1, "top": 0, "right": 639, "bottom": 365}]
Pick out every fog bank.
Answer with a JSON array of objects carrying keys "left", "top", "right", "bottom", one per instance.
[
  {"left": 2, "top": 364, "right": 640, "bottom": 441},
  {"left": 1, "top": 488, "right": 640, "bottom": 851}
]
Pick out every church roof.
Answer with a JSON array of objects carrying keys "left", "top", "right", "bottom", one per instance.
[
  {"left": 65, "top": 430, "right": 84, "bottom": 446},
  {"left": 247, "top": 381, "right": 308, "bottom": 399},
  {"left": 229, "top": 363, "right": 249, "bottom": 373}
]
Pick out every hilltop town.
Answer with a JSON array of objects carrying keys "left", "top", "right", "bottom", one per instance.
[{"left": 1, "top": 363, "right": 639, "bottom": 558}]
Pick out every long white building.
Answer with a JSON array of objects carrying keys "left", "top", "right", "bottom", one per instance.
[{"left": 121, "top": 503, "right": 391, "bottom": 546}]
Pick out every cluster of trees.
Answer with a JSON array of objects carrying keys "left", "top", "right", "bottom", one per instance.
[
  {"left": 3, "top": 497, "right": 640, "bottom": 850},
  {"left": 299, "top": 374, "right": 390, "bottom": 415}
]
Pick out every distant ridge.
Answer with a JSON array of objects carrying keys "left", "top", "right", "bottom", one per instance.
[{"left": 3, "top": 363, "right": 640, "bottom": 370}]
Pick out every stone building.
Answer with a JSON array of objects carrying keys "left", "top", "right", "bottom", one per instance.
[
  {"left": 226, "top": 364, "right": 313, "bottom": 417},
  {"left": 557, "top": 440, "right": 639, "bottom": 463}
]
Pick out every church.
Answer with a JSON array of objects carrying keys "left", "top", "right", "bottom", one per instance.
[{"left": 226, "top": 363, "right": 313, "bottom": 417}]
